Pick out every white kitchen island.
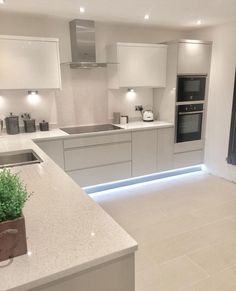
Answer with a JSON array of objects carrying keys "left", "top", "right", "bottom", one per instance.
[{"left": 0, "top": 130, "right": 137, "bottom": 291}]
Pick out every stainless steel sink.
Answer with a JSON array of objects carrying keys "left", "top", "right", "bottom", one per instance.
[{"left": 0, "top": 149, "right": 43, "bottom": 168}]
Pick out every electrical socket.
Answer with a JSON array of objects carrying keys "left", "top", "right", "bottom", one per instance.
[{"left": 135, "top": 105, "right": 143, "bottom": 111}]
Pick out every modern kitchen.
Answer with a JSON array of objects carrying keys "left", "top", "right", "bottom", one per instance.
[{"left": 1, "top": 1, "right": 236, "bottom": 291}]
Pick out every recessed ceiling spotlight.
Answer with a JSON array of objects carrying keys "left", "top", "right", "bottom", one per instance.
[
  {"left": 197, "top": 20, "right": 202, "bottom": 25},
  {"left": 144, "top": 14, "right": 150, "bottom": 20},
  {"left": 80, "top": 6, "right": 85, "bottom": 13},
  {"left": 0, "top": 0, "right": 5, "bottom": 4}
]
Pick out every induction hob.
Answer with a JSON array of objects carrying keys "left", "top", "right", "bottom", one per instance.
[{"left": 60, "top": 124, "right": 122, "bottom": 134}]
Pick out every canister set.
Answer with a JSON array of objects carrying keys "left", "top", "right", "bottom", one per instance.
[{"left": 1, "top": 113, "right": 49, "bottom": 135}]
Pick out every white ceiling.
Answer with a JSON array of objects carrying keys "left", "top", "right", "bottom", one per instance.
[{"left": 1, "top": 0, "right": 236, "bottom": 30}]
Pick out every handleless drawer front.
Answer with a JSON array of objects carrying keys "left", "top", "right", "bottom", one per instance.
[
  {"left": 64, "top": 133, "right": 131, "bottom": 149},
  {"left": 174, "top": 150, "right": 203, "bottom": 169},
  {"left": 67, "top": 162, "right": 132, "bottom": 187},
  {"left": 64, "top": 142, "right": 131, "bottom": 171}
]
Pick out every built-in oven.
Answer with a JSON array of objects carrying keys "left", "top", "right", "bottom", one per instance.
[
  {"left": 177, "top": 76, "right": 206, "bottom": 102},
  {"left": 176, "top": 103, "right": 204, "bottom": 143}
]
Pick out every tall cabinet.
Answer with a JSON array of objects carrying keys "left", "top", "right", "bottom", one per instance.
[{"left": 154, "top": 39, "right": 212, "bottom": 169}]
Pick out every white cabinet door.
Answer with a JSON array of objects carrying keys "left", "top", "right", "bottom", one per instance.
[
  {"left": 132, "top": 129, "right": 157, "bottom": 177},
  {"left": 67, "top": 162, "right": 132, "bottom": 187},
  {"left": 157, "top": 128, "right": 174, "bottom": 172},
  {"left": 0, "top": 35, "right": 61, "bottom": 89},
  {"left": 178, "top": 42, "right": 211, "bottom": 75},
  {"left": 35, "top": 140, "right": 64, "bottom": 169},
  {"left": 107, "top": 43, "right": 167, "bottom": 88}
]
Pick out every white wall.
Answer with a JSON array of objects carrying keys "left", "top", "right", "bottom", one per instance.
[
  {"left": 0, "top": 12, "right": 185, "bottom": 126},
  {"left": 187, "top": 22, "right": 236, "bottom": 182}
]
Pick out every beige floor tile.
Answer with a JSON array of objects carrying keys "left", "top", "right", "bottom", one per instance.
[
  {"left": 188, "top": 240, "right": 236, "bottom": 275},
  {"left": 191, "top": 200, "right": 236, "bottom": 224},
  {"left": 141, "top": 256, "right": 208, "bottom": 291},
  {"left": 94, "top": 172, "right": 236, "bottom": 291},
  {"left": 145, "top": 231, "right": 212, "bottom": 265},
  {"left": 135, "top": 256, "right": 208, "bottom": 291},
  {"left": 130, "top": 214, "right": 203, "bottom": 246},
  {"left": 145, "top": 219, "right": 236, "bottom": 266},
  {"left": 186, "top": 266, "right": 236, "bottom": 291}
]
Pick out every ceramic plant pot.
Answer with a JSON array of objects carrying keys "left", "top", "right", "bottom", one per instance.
[{"left": 0, "top": 216, "right": 27, "bottom": 262}]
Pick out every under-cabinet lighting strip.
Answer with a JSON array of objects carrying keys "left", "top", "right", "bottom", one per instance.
[{"left": 83, "top": 165, "right": 203, "bottom": 194}]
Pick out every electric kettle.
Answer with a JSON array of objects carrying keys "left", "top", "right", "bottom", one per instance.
[{"left": 142, "top": 106, "right": 154, "bottom": 122}]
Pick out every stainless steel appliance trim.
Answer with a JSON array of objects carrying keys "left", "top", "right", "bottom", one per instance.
[{"left": 178, "top": 111, "right": 204, "bottom": 115}]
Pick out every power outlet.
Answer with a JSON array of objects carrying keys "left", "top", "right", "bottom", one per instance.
[{"left": 135, "top": 105, "right": 143, "bottom": 111}]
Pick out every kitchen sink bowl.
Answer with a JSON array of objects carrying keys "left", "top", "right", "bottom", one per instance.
[{"left": 0, "top": 149, "right": 43, "bottom": 168}]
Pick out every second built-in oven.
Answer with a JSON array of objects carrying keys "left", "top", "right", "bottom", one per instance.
[{"left": 176, "top": 104, "right": 204, "bottom": 143}]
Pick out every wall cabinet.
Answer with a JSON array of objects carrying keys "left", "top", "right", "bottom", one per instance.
[
  {"left": 0, "top": 35, "right": 61, "bottom": 89},
  {"left": 178, "top": 41, "right": 212, "bottom": 75},
  {"left": 107, "top": 43, "right": 167, "bottom": 88}
]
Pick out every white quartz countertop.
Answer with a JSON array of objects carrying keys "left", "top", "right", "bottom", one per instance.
[
  {"left": 0, "top": 131, "right": 137, "bottom": 291},
  {"left": 117, "top": 120, "right": 174, "bottom": 130},
  {"left": 28, "top": 121, "right": 174, "bottom": 142}
]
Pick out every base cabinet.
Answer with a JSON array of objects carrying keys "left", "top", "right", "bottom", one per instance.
[
  {"left": 132, "top": 129, "right": 158, "bottom": 177},
  {"left": 35, "top": 140, "right": 64, "bottom": 169},
  {"left": 157, "top": 128, "right": 174, "bottom": 172},
  {"left": 34, "top": 127, "right": 205, "bottom": 188},
  {"left": 174, "top": 150, "right": 203, "bottom": 169},
  {"left": 67, "top": 162, "right": 132, "bottom": 187},
  {"left": 29, "top": 254, "right": 135, "bottom": 291}
]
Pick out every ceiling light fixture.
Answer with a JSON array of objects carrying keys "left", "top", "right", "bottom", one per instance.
[
  {"left": 80, "top": 6, "right": 85, "bottom": 13},
  {"left": 0, "top": 0, "right": 5, "bottom": 4},
  {"left": 144, "top": 14, "right": 150, "bottom": 20},
  {"left": 197, "top": 20, "right": 202, "bottom": 25}
]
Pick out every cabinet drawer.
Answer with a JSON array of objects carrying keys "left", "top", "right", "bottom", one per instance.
[
  {"left": 65, "top": 142, "right": 131, "bottom": 171},
  {"left": 64, "top": 132, "right": 131, "bottom": 149},
  {"left": 67, "top": 162, "right": 132, "bottom": 187},
  {"left": 174, "top": 150, "right": 203, "bottom": 169}
]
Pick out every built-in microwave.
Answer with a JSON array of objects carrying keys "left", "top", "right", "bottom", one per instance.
[{"left": 177, "top": 76, "right": 206, "bottom": 102}]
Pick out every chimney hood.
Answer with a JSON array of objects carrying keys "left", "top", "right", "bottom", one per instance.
[{"left": 69, "top": 19, "right": 108, "bottom": 69}]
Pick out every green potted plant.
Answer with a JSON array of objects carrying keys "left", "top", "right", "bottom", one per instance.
[{"left": 0, "top": 169, "right": 31, "bottom": 262}]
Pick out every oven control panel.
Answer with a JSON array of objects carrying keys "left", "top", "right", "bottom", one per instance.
[{"left": 178, "top": 103, "right": 204, "bottom": 113}]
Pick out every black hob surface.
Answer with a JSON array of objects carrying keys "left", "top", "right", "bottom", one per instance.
[{"left": 60, "top": 124, "right": 122, "bottom": 134}]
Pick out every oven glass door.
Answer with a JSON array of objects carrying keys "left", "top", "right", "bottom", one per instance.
[
  {"left": 177, "top": 112, "right": 203, "bottom": 143},
  {"left": 177, "top": 77, "right": 206, "bottom": 102}
]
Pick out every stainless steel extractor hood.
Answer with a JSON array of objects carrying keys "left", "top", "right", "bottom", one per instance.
[{"left": 69, "top": 19, "right": 108, "bottom": 69}]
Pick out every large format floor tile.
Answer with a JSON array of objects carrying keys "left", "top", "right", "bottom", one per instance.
[{"left": 93, "top": 172, "right": 236, "bottom": 291}]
